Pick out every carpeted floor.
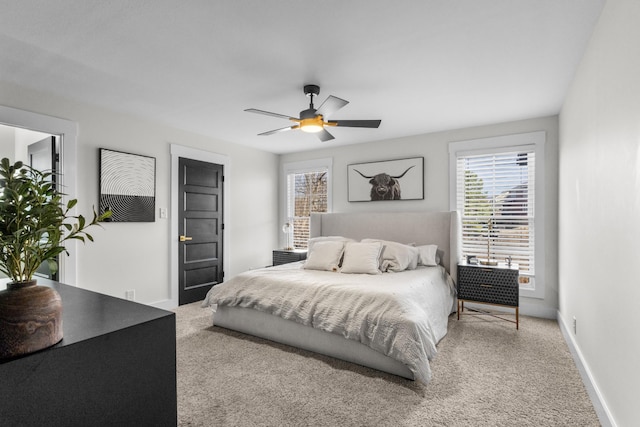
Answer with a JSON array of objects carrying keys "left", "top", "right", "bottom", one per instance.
[{"left": 175, "top": 303, "right": 600, "bottom": 426}]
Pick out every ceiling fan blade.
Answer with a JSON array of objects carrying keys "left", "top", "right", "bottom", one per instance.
[
  {"left": 316, "top": 128, "right": 335, "bottom": 142},
  {"left": 245, "top": 108, "right": 297, "bottom": 120},
  {"left": 258, "top": 125, "right": 298, "bottom": 136},
  {"left": 316, "top": 95, "right": 349, "bottom": 118},
  {"left": 329, "top": 119, "right": 381, "bottom": 128}
]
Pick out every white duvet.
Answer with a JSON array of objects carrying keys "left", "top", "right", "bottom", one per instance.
[{"left": 202, "top": 262, "right": 456, "bottom": 384}]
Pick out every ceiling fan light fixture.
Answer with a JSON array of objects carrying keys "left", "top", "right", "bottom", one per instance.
[
  {"left": 299, "top": 117, "right": 324, "bottom": 133},
  {"left": 245, "top": 85, "right": 381, "bottom": 141}
]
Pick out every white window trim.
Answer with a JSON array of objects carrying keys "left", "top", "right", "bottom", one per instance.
[
  {"left": 449, "top": 131, "right": 546, "bottom": 299},
  {"left": 282, "top": 158, "right": 333, "bottom": 248}
]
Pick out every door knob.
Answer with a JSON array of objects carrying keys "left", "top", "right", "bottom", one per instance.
[{"left": 179, "top": 235, "right": 193, "bottom": 242}]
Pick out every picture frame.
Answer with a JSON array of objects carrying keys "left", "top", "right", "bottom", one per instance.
[
  {"left": 99, "top": 148, "right": 156, "bottom": 222},
  {"left": 347, "top": 157, "right": 424, "bottom": 202}
]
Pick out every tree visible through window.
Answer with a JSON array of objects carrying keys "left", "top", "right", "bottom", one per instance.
[{"left": 287, "top": 170, "right": 328, "bottom": 249}]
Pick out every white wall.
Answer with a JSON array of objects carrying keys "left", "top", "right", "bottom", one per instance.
[
  {"left": 559, "top": 0, "right": 640, "bottom": 425},
  {"left": 0, "top": 125, "right": 15, "bottom": 160},
  {"left": 0, "top": 124, "right": 57, "bottom": 165},
  {"left": 14, "top": 127, "right": 54, "bottom": 162},
  {"left": 281, "top": 115, "right": 559, "bottom": 317},
  {"left": 0, "top": 81, "right": 279, "bottom": 306}
]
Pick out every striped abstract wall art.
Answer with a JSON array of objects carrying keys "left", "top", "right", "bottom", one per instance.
[{"left": 99, "top": 149, "right": 156, "bottom": 222}]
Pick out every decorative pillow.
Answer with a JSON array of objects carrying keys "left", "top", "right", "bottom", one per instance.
[
  {"left": 303, "top": 240, "right": 345, "bottom": 272},
  {"left": 417, "top": 244, "right": 439, "bottom": 266},
  {"left": 361, "top": 239, "right": 419, "bottom": 272},
  {"left": 307, "top": 236, "right": 355, "bottom": 251},
  {"left": 340, "top": 242, "right": 383, "bottom": 275}
]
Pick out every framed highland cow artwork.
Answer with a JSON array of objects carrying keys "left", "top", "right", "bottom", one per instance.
[{"left": 347, "top": 157, "right": 424, "bottom": 202}]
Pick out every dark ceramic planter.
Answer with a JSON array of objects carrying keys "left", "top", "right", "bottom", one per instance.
[{"left": 0, "top": 279, "right": 63, "bottom": 359}]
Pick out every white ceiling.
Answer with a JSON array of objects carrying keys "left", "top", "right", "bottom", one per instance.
[{"left": 0, "top": 1, "right": 605, "bottom": 154}]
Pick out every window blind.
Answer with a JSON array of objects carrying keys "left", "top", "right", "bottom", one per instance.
[
  {"left": 455, "top": 150, "right": 535, "bottom": 281},
  {"left": 286, "top": 169, "right": 328, "bottom": 249}
]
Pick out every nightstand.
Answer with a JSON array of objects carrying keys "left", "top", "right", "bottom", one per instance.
[
  {"left": 272, "top": 249, "right": 307, "bottom": 266},
  {"left": 457, "top": 262, "right": 520, "bottom": 329}
]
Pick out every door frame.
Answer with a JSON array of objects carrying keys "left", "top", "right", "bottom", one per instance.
[
  {"left": 29, "top": 136, "right": 61, "bottom": 281},
  {"left": 169, "top": 144, "right": 230, "bottom": 309},
  {"left": 0, "top": 105, "right": 78, "bottom": 285}
]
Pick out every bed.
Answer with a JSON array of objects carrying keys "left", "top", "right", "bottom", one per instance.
[{"left": 202, "top": 210, "right": 461, "bottom": 383}]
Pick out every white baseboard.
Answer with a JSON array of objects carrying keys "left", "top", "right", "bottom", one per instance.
[
  {"left": 557, "top": 311, "right": 616, "bottom": 427},
  {"left": 150, "top": 299, "right": 177, "bottom": 310},
  {"left": 519, "top": 301, "right": 557, "bottom": 319}
]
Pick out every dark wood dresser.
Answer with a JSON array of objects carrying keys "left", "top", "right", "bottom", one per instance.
[{"left": 0, "top": 279, "right": 177, "bottom": 426}]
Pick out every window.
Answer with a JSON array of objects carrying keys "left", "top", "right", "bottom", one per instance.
[
  {"left": 450, "top": 132, "right": 545, "bottom": 298},
  {"left": 456, "top": 149, "right": 535, "bottom": 285},
  {"left": 283, "top": 159, "right": 332, "bottom": 249}
]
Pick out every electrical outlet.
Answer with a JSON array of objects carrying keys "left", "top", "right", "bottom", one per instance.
[
  {"left": 573, "top": 316, "right": 577, "bottom": 334},
  {"left": 125, "top": 290, "right": 135, "bottom": 301}
]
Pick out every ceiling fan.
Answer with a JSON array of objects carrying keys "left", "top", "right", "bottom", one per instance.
[{"left": 245, "top": 84, "right": 381, "bottom": 142}]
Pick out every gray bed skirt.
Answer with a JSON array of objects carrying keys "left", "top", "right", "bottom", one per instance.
[{"left": 213, "top": 305, "right": 414, "bottom": 379}]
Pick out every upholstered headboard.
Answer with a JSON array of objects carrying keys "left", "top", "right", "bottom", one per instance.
[{"left": 310, "top": 211, "right": 462, "bottom": 282}]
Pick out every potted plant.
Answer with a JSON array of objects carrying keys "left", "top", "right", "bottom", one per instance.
[{"left": 0, "top": 158, "right": 110, "bottom": 358}]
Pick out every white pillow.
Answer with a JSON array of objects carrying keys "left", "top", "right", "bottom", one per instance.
[
  {"left": 340, "top": 242, "right": 383, "bottom": 275},
  {"left": 361, "top": 239, "right": 419, "bottom": 272},
  {"left": 303, "top": 240, "right": 345, "bottom": 272},
  {"left": 307, "top": 236, "right": 355, "bottom": 251},
  {"left": 417, "top": 244, "right": 439, "bottom": 266}
]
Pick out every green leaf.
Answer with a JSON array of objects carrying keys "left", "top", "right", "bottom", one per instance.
[
  {"left": 46, "top": 258, "right": 59, "bottom": 275},
  {"left": 0, "top": 158, "right": 106, "bottom": 282}
]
